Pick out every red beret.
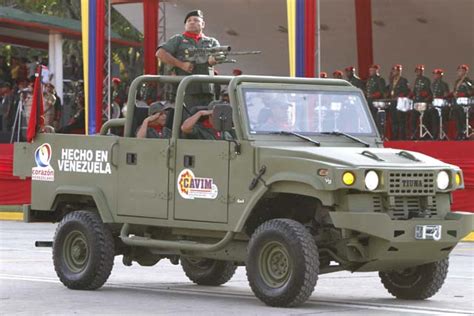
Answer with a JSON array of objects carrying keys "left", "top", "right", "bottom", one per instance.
[
  {"left": 369, "top": 64, "right": 380, "bottom": 70},
  {"left": 232, "top": 68, "right": 242, "bottom": 75},
  {"left": 333, "top": 70, "right": 343, "bottom": 77},
  {"left": 345, "top": 66, "right": 355, "bottom": 72},
  {"left": 319, "top": 72, "right": 328, "bottom": 78},
  {"left": 112, "top": 77, "right": 121, "bottom": 84},
  {"left": 458, "top": 64, "right": 469, "bottom": 71},
  {"left": 392, "top": 64, "right": 403, "bottom": 71},
  {"left": 432, "top": 68, "right": 444, "bottom": 75},
  {"left": 415, "top": 64, "right": 425, "bottom": 71}
]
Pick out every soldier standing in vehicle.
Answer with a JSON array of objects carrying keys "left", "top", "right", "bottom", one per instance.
[
  {"left": 344, "top": 66, "right": 364, "bottom": 90},
  {"left": 452, "top": 64, "right": 473, "bottom": 139},
  {"left": 156, "top": 10, "right": 220, "bottom": 109},
  {"left": 411, "top": 65, "right": 434, "bottom": 139},
  {"left": 365, "top": 64, "right": 386, "bottom": 120},
  {"left": 387, "top": 64, "right": 410, "bottom": 140},
  {"left": 431, "top": 68, "right": 450, "bottom": 139}
]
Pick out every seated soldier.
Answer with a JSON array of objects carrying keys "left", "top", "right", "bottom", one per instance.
[
  {"left": 136, "top": 101, "right": 172, "bottom": 138},
  {"left": 258, "top": 101, "right": 291, "bottom": 132},
  {"left": 181, "top": 101, "right": 233, "bottom": 140}
]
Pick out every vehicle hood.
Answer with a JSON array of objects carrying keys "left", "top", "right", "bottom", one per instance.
[{"left": 257, "top": 145, "right": 456, "bottom": 169}]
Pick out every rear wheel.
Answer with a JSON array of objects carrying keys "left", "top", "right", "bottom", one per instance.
[
  {"left": 246, "top": 219, "right": 319, "bottom": 307},
  {"left": 181, "top": 257, "right": 236, "bottom": 286},
  {"left": 379, "top": 258, "right": 449, "bottom": 300},
  {"left": 53, "top": 211, "right": 115, "bottom": 290}
]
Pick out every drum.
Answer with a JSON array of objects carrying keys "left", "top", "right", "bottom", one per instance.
[
  {"left": 414, "top": 102, "right": 428, "bottom": 112},
  {"left": 396, "top": 97, "right": 413, "bottom": 112},
  {"left": 373, "top": 101, "right": 389, "bottom": 109},
  {"left": 456, "top": 97, "right": 469, "bottom": 106},
  {"left": 432, "top": 98, "right": 447, "bottom": 107}
]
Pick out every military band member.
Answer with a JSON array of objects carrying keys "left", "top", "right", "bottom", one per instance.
[
  {"left": 332, "top": 70, "right": 343, "bottom": 79},
  {"left": 156, "top": 10, "right": 220, "bottom": 109},
  {"left": 387, "top": 64, "right": 410, "bottom": 140},
  {"left": 431, "top": 68, "right": 450, "bottom": 139},
  {"left": 365, "top": 64, "right": 386, "bottom": 119},
  {"left": 344, "top": 66, "right": 364, "bottom": 90},
  {"left": 411, "top": 65, "right": 434, "bottom": 139},
  {"left": 452, "top": 64, "right": 473, "bottom": 140}
]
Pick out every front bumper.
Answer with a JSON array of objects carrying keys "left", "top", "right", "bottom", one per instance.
[{"left": 329, "top": 211, "right": 474, "bottom": 271}]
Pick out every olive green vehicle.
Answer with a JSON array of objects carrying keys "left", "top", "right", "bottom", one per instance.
[{"left": 13, "top": 75, "right": 474, "bottom": 307}]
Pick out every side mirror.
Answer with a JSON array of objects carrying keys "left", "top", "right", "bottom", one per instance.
[{"left": 212, "top": 103, "right": 233, "bottom": 132}]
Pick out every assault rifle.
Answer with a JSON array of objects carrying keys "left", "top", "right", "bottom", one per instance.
[{"left": 183, "top": 46, "right": 261, "bottom": 64}]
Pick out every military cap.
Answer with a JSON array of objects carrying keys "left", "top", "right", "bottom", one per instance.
[
  {"left": 112, "top": 77, "right": 121, "bottom": 84},
  {"left": 319, "top": 72, "right": 328, "bottom": 78},
  {"left": 184, "top": 10, "right": 203, "bottom": 23},
  {"left": 369, "top": 64, "right": 380, "bottom": 70},
  {"left": 345, "top": 66, "right": 355, "bottom": 72},
  {"left": 148, "top": 101, "right": 173, "bottom": 115},
  {"left": 333, "top": 70, "right": 343, "bottom": 77},
  {"left": 457, "top": 64, "right": 469, "bottom": 71},
  {"left": 415, "top": 64, "right": 425, "bottom": 71},
  {"left": 432, "top": 68, "right": 444, "bottom": 76},
  {"left": 392, "top": 64, "right": 403, "bottom": 71}
]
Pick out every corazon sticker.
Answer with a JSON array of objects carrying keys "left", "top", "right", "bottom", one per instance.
[
  {"left": 32, "top": 143, "right": 55, "bottom": 181},
  {"left": 177, "top": 169, "right": 218, "bottom": 200}
]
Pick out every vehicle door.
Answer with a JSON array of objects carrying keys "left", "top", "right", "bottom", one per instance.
[
  {"left": 173, "top": 139, "right": 230, "bottom": 223},
  {"left": 116, "top": 138, "right": 170, "bottom": 219}
]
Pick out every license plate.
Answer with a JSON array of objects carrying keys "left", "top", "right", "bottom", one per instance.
[{"left": 415, "top": 225, "right": 442, "bottom": 241}]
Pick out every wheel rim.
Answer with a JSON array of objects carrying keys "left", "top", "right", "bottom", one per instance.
[
  {"left": 390, "top": 267, "right": 422, "bottom": 287},
  {"left": 259, "top": 241, "right": 291, "bottom": 288},
  {"left": 63, "top": 230, "right": 89, "bottom": 273}
]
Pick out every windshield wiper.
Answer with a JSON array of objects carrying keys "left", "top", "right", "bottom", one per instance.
[
  {"left": 270, "top": 131, "right": 321, "bottom": 146},
  {"left": 321, "top": 131, "right": 370, "bottom": 147}
]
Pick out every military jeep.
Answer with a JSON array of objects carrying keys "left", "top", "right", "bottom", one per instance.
[{"left": 14, "top": 75, "right": 474, "bottom": 307}]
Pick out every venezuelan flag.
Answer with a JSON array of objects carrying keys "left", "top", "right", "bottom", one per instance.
[
  {"left": 81, "top": 0, "right": 105, "bottom": 135},
  {"left": 287, "top": 0, "right": 317, "bottom": 78}
]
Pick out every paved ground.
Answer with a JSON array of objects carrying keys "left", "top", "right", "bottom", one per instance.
[{"left": 0, "top": 221, "right": 473, "bottom": 315}]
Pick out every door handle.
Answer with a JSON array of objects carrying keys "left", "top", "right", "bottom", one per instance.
[{"left": 184, "top": 155, "right": 194, "bottom": 168}]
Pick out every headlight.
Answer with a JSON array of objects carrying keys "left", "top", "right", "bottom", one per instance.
[
  {"left": 365, "top": 170, "right": 379, "bottom": 191},
  {"left": 455, "top": 173, "right": 462, "bottom": 186},
  {"left": 342, "top": 171, "right": 355, "bottom": 186},
  {"left": 436, "top": 171, "right": 450, "bottom": 190}
]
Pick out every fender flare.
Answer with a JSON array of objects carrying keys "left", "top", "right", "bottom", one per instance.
[{"left": 50, "top": 185, "right": 114, "bottom": 223}]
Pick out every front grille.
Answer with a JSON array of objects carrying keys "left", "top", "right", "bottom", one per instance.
[
  {"left": 388, "top": 171, "right": 435, "bottom": 195},
  {"left": 372, "top": 196, "right": 438, "bottom": 220}
]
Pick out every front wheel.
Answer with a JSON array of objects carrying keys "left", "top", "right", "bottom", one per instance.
[
  {"left": 379, "top": 258, "right": 449, "bottom": 300},
  {"left": 246, "top": 219, "right": 319, "bottom": 307},
  {"left": 53, "top": 211, "right": 115, "bottom": 290}
]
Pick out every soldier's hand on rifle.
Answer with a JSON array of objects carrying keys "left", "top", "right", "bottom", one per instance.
[
  {"left": 208, "top": 56, "right": 218, "bottom": 66},
  {"left": 179, "top": 61, "right": 194, "bottom": 73}
]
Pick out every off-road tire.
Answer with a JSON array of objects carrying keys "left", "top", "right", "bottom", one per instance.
[
  {"left": 379, "top": 258, "right": 449, "bottom": 300},
  {"left": 246, "top": 218, "right": 319, "bottom": 307},
  {"left": 181, "top": 258, "right": 237, "bottom": 286},
  {"left": 53, "top": 211, "right": 115, "bottom": 290}
]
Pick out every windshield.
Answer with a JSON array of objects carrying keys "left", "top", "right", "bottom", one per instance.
[{"left": 243, "top": 87, "right": 376, "bottom": 136}]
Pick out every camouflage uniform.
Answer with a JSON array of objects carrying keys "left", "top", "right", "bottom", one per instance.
[
  {"left": 158, "top": 34, "right": 220, "bottom": 108},
  {"left": 412, "top": 75, "right": 434, "bottom": 139},
  {"left": 186, "top": 120, "right": 233, "bottom": 140},
  {"left": 347, "top": 75, "right": 365, "bottom": 91},
  {"left": 146, "top": 126, "right": 172, "bottom": 139},
  {"left": 452, "top": 76, "right": 473, "bottom": 139},
  {"left": 387, "top": 76, "right": 410, "bottom": 140},
  {"left": 365, "top": 74, "right": 386, "bottom": 118}
]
